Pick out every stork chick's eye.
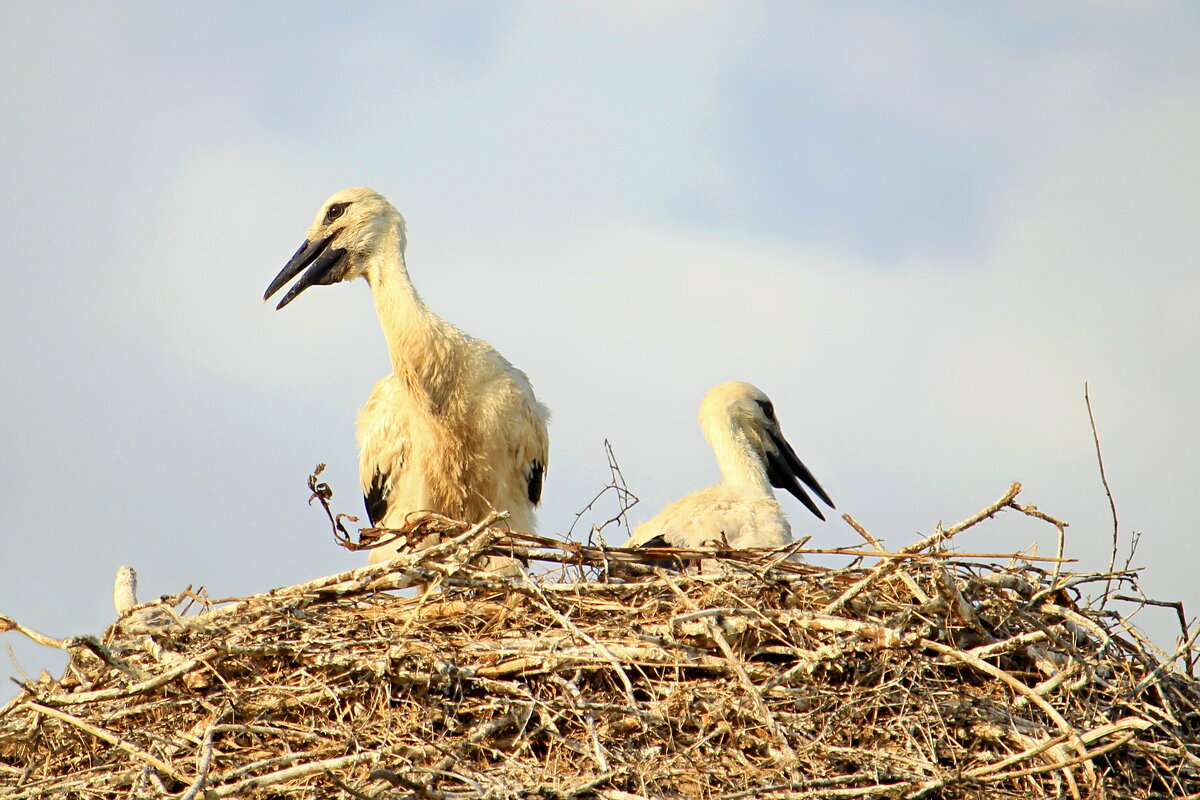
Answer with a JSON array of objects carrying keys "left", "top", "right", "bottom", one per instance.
[
  {"left": 325, "top": 202, "right": 349, "bottom": 224},
  {"left": 757, "top": 399, "right": 777, "bottom": 422}
]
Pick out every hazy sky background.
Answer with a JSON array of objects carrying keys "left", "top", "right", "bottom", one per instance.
[{"left": 3, "top": 2, "right": 1199, "bottom": 688}]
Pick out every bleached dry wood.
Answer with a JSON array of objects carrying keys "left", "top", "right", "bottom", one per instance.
[
  {"left": 201, "top": 752, "right": 378, "bottom": 798},
  {"left": 23, "top": 701, "right": 185, "bottom": 782},
  {"left": 969, "top": 630, "right": 1050, "bottom": 660},
  {"left": 823, "top": 482, "right": 1023, "bottom": 614},
  {"left": 520, "top": 570, "right": 638, "bottom": 705},
  {"left": 44, "top": 648, "right": 221, "bottom": 706},
  {"left": 0, "top": 616, "right": 71, "bottom": 650},
  {"left": 2, "top": 485, "right": 1196, "bottom": 799},
  {"left": 919, "top": 638, "right": 1094, "bottom": 797},
  {"left": 178, "top": 718, "right": 218, "bottom": 800},
  {"left": 843, "top": 512, "right": 929, "bottom": 603}
]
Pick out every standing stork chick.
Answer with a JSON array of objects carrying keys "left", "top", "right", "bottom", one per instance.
[
  {"left": 625, "top": 381, "right": 833, "bottom": 554},
  {"left": 113, "top": 565, "right": 139, "bottom": 616},
  {"left": 264, "top": 188, "right": 549, "bottom": 571}
]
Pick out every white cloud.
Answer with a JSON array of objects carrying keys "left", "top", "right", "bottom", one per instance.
[
  {"left": 132, "top": 149, "right": 385, "bottom": 387},
  {"left": 976, "top": 94, "right": 1200, "bottom": 612}
]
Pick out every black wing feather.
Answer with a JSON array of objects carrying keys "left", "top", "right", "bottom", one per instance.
[
  {"left": 364, "top": 469, "right": 390, "bottom": 527},
  {"left": 527, "top": 460, "right": 545, "bottom": 506},
  {"left": 630, "top": 534, "right": 689, "bottom": 572}
]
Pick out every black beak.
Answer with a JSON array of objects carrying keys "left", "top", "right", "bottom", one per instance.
[
  {"left": 764, "top": 427, "right": 835, "bottom": 521},
  {"left": 263, "top": 232, "right": 348, "bottom": 310}
]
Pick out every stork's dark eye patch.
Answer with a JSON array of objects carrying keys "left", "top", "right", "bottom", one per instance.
[
  {"left": 757, "top": 399, "right": 776, "bottom": 421},
  {"left": 325, "top": 202, "right": 350, "bottom": 224}
]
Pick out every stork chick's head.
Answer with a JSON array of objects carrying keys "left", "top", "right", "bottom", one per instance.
[
  {"left": 700, "top": 381, "right": 777, "bottom": 458},
  {"left": 263, "top": 187, "right": 408, "bottom": 310},
  {"left": 700, "top": 381, "right": 835, "bottom": 520}
]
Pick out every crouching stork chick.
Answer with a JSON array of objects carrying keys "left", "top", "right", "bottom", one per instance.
[
  {"left": 625, "top": 381, "right": 832, "bottom": 559},
  {"left": 264, "top": 188, "right": 549, "bottom": 573}
]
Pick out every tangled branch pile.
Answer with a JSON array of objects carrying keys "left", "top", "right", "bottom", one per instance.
[{"left": 2, "top": 484, "right": 1198, "bottom": 799}]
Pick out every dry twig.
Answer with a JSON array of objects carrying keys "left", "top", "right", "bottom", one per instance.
[{"left": 1, "top": 487, "right": 1196, "bottom": 799}]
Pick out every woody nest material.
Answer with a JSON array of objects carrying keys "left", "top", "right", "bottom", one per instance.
[{"left": 2, "top": 483, "right": 1199, "bottom": 799}]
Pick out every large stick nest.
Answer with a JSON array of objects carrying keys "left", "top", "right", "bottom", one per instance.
[{"left": 2, "top": 483, "right": 1198, "bottom": 799}]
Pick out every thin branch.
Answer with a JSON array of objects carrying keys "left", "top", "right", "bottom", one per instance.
[
  {"left": 42, "top": 648, "right": 221, "bottom": 706},
  {"left": 918, "top": 640, "right": 1094, "bottom": 796},
  {"left": 179, "top": 717, "right": 219, "bottom": 800},
  {"left": 823, "top": 483, "right": 1023, "bottom": 613},
  {"left": 1085, "top": 383, "right": 1120, "bottom": 605},
  {"left": 201, "top": 752, "right": 378, "bottom": 798},
  {"left": 569, "top": 440, "right": 640, "bottom": 549},
  {"left": 23, "top": 701, "right": 186, "bottom": 783},
  {"left": 842, "top": 513, "right": 929, "bottom": 603},
  {"left": 0, "top": 615, "right": 71, "bottom": 649}
]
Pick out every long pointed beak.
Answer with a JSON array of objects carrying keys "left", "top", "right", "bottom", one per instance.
[
  {"left": 764, "top": 427, "right": 835, "bottom": 521},
  {"left": 263, "top": 232, "right": 348, "bottom": 310}
]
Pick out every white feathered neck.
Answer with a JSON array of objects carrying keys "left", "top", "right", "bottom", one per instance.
[
  {"left": 699, "top": 402, "right": 772, "bottom": 495},
  {"left": 362, "top": 223, "right": 469, "bottom": 411}
]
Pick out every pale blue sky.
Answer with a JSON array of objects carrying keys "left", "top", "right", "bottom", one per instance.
[{"left": 3, "top": 1, "right": 1199, "bottom": 687}]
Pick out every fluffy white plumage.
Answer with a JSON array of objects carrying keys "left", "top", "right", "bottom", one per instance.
[
  {"left": 265, "top": 188, "right": 549, "bottom": 569},
  {"left": 113, "top": 565, "right": 138, "bottom": 615},
  {"left": 626, "top": 381, "right": 833, "bottom": 552}
]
